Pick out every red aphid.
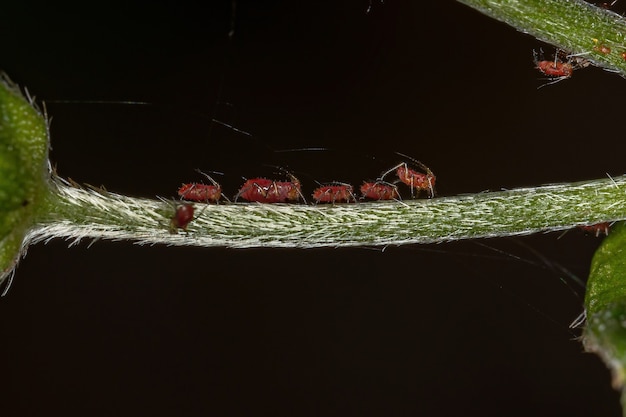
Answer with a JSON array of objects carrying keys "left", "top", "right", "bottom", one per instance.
[
  {"left": 360, "top": 181, "right": 400, "bottom": 200},
  {"left": 178, "top": 183, "right": 222, "bottom": 203},
  {"left": 594, "top": 44, "right": 611, "bottom": 55},
  {"left": 579, "top": 222, "right": 611, "bottom": 237},
  {"left": 535, "top": 60, "right": 573, "bottom": 77},
  {"left": 178, "top": 170, "right": 225, "bottom": 203},
  {"left": 396, "top": 163, "right": 436, "bottom": 197},
  {"left": 235, "top": 175, "right": 303, "bottom": 203},
  {"left": 312, "top": 183, "right": 357, "bottom": 204},
  {"left": 170, "top": 203, "right": 195, "bottom": 232},
  {"left": 380, "top": 156, "right": 435, "bottom": 198}
]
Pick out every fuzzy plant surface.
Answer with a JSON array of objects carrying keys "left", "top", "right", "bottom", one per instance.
[
  {"left": 458, "top": 0, "right": 626, "bottom": 413},
  {"left": 4, "top": 0, "right": 626, "bottom": 412},
  {"left": 2, "top": 73, "right": 626, "bottom": 284}
]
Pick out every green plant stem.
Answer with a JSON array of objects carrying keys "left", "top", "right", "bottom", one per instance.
[
  {"left": 26, "top": 174, "right": 626, "bottom": 249},
  {"left": 457, "top": 0, "right": 626, "bottom": 77}
]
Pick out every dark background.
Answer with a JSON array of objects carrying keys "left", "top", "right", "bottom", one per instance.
[{"left": 0, "top": 1, "right": 624, "bottom": 416}]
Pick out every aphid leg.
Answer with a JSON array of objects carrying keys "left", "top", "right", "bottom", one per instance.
[{"left": 377, "top": 162, "right": 404, "bottom": 182}]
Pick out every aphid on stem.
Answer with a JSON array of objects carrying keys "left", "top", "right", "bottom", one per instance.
[
  {"left": 379, "top": 153, "right": 436, "bottom": 198},
  {"left": 178, "top": 170, "right": 227, "bottom": 203},
  {"left": 579, "top": 222, "right": 612, "bottom": 237},
  {"left": 234, "top": 172, "right": 305, "bottom": 203},
  {"left": 360, "top": 180, "right": 400, "bottom": 201},
  {"left": 312, "top": 183, "right": 357, "bottom": 204},
  {"left": 532, "top": 48, "right": 590, "bottom": 88},
  {"left": 169, "top": 203, "right": 195, "bottom": 233}
]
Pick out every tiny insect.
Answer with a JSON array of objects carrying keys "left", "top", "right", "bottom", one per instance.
[
  {"left": 170, "top": 203, "right": 195, "bottom": 232},
  {"left": 312, "top": 183, "right": 357, "bottom": 204},
  {"left": 178, "top": 170, "right": 224, "bottom": 203},
  {"left": 594, "top": 43, "right": 611, "bottom": 55},
  {"left": 534, "top": 49, "right": 574, "bottom": 78},
  {"left": 360, "top": 180, "right": 400, "bottom": 201},
  {"left": 380, "top": 154, "right": 436, "bottom": 198},
  {"left": 579, "top": 222, "right": 611, "bottom": 237},
  {"left": 532, "top": 49, "right": 590, "bottom": 88},
  {"left": 234, "top": 174, "right": 304, "bottom": 203}
]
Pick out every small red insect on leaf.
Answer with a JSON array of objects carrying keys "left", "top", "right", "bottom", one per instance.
[
  {"left": 535, "top": 60, "right": 574, "bottom": 77},
  {"left": 312, "top": 183, "right": 357, "bottom": 204},
  {"left": 234, "top": 174, "right": 304, "bottom": 203},
  {"left": 593, "top": 43, "right": 611, "bottom": 55},
  {"left": 170, "top": 203, "right": 195, "bottom": 232},
  {"left": 360, "top": 181, "right": 400, "bottom": 201},
  {"left": 533, "top": 49, "right": 574, "bottom": 78},
  {"left": 532, "top": 49, "right": 590, "bottom": 88},
  {"left": 579, "top": 222, "right": 611, "bottom": 237}
]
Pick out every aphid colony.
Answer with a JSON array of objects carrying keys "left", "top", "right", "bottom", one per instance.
[
  {"left": 167, "top": 158, "right": 435, "bottom": 232},
  {"left": 177, "top": 158, "right": 436, "bottom": 206}
]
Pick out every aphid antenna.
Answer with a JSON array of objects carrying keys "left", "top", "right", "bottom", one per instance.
[
  {"left": 194, "top": 168, "right": 223, "bottom": 186},
  {"left": 261, "top": 163, "right": 296, "bottom": 178},
  {"left": 394, "top": 152, "right": 431, "bottom": 170}
]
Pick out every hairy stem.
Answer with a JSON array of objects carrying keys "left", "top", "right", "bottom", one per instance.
[
  {"left": 27, "top": 174, "right": 626, "bottom": 249},
  {"left": 457, "top": 0, "right": 626, "bottom": 77}
]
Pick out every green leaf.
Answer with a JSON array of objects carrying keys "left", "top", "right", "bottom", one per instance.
[
  {"left": 0, "top": 74, "right": 50, "bottom": 283},
  {"left": 584, "top": 222, "right": 626, "bottom": 412}
]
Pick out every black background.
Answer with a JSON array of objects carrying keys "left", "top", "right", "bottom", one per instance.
[{"left": 0, "top": 1, "right": 624, "bottom": 416}]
